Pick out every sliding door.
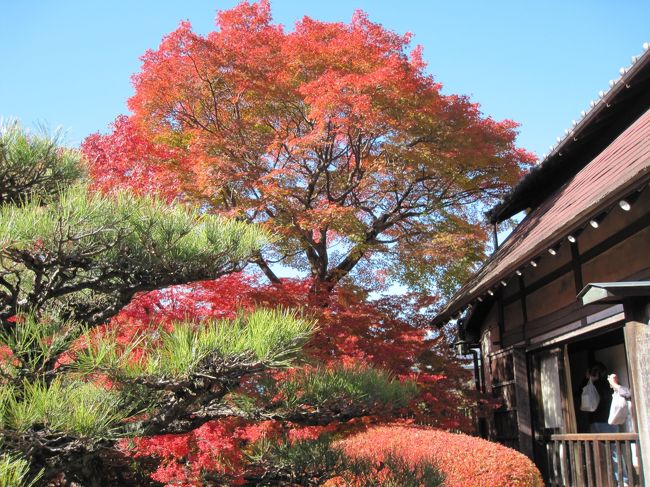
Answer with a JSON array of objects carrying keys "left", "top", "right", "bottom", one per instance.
[{"left": 530, "top": 346, "right": 574, "bottom": 479}]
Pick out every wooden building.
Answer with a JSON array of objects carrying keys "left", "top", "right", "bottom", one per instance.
[{"left": 432, "top": 44, "right": 650, "bottom": 486}]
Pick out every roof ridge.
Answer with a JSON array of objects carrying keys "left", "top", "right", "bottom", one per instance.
[
  {"left": 488, "top": 42, "right": 650, "bottom": 223},
  {"left": 541, "top": 42, "right": 650, "bottom": 162}
]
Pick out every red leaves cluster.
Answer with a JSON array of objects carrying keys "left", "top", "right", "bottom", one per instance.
[
  {"left": 335, "top": 425, "right": 544, "bottom": 487},
  {"left": 125, "top": 418, "right": 340, "bottom": 486},
  {"left": 119, "top": 274, "right": 472, "bottom": 421},
  {"left": 126, "top": 418, "right": 253, "bottom": 486},
  {"left": 81, "top": 115, "right": 182, "bottom": 201}
]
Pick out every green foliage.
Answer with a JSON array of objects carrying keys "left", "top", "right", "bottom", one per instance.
[
  {"left": 391, "top": 215, "right": 487, "bottom": 298},
  {"left": 279, "top": 365, "right": 418, "bottom": 410},
  {"left": 0, "top": 184, "right": 269, "bottom": 324},
  {"left": 75, "top": 308, "right": 316, "bottom": 378},
  {"left": 0, "top": 312, "right": 81, "bottom": 375},
  {"left": 0, "top": 184, "right": 267, "bottom": 269},
  {"left": 0, "top": 386, "right": 11, "bottom": 430},
  {"left": 1, "top": 379, "right": 131, "bottom": 437},
  {"left": 0, "top": 120, "right": 85, "bottom": 206},
  {"left": 250, "top": 437, "right": 345, "bottom": 485},
  {"left": 0, "top": 452, "right": 42, "bottom": 487}
]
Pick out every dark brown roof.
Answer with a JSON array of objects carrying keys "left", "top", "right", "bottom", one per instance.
[{"left": 433, "top": 107, "right": 650, "bottom": 326}]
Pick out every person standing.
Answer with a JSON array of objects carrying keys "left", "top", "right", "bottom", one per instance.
[
  {"left": 608, "top": 372, "right": 633, "bottom": 485},
  {"left": 584, "top": 363, "right": 616, "bottom": 433}
]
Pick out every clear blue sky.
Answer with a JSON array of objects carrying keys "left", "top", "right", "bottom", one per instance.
[{"left": 1, "top": 0, "right": 648, "bottom": 160}]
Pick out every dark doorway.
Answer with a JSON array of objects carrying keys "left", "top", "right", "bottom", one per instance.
[{"left": 567, "top": 327, "right": 632, "bottom": 433}]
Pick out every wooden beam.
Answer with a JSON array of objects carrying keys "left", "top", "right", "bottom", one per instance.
[
  {"left": 497, "top": 289, "right": 505, "bottom": 346},
  {"left": 514, "top": 347, "right": 534, "bottom": 459},
  {"left": 570, "top": 239, "right": 583, "bottom": 295}
]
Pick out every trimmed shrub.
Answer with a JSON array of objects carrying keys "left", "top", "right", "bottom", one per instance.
[{"left": 336, "top": 425, "right": 543, "bottom": 487}]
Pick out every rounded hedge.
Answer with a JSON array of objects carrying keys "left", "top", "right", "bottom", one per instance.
[{"left": 335, "top": 425, "right": 543, "bottom": 487}]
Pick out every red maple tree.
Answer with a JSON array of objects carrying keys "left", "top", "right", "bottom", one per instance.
[
  {"left": 76, "top": 2, "right": 533, "bottom": 484},
  {"left": 82, "top": 0, "right": 533, "bottom": 295}
]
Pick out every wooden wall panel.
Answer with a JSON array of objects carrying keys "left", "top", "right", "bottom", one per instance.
[
  {"left": 582, "top": 226, "right": 650, "bottom": 284},
  {"left": 502, "top": 301, "right": 525, "bottom": 346},
  {"left": 525, "top": 271, "right": 576, "bottom": 323},
  {"left": 502, "top": 271, "right": 522, "bottom": 300}
]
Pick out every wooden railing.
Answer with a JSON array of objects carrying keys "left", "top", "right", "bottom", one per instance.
[{"left": 549, "top": 433, "right": 644, "bottom": 487}]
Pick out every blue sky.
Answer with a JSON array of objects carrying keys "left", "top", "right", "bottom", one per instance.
[{"left": 1, "top": 0, "right": 648, "bottom": 160}]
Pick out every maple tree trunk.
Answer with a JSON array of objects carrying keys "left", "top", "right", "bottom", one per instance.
[
  {"left": 308, "top": 279, "right": 337, "bottom": 306},
  {"left": 254, "top": 254, "right": 281, "bottom": 284},
  {"left": 324, "top": 247, "right": 366, "bottom": 289}
]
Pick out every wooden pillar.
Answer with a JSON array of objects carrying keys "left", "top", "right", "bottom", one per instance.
[
  {"left": 518, "top": 274, "right": 528, "bottom": 344},
  {"left": 497, "top": 290, "right": 505, "bottom": 345},
  {"left": 569, "top": 238, "right": 583, "bottom": 295},
  {"left": 513, "top": 347, "right": 534, "bottom": 459},
  {"left": 622, "top": 298, "right": 650, "bottom": 481}
]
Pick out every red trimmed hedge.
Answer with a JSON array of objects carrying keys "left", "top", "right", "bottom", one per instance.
[{"left": 335, "top": 425, "right": 543, "bottom": 487}]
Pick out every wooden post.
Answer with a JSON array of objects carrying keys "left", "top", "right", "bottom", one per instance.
[
  {"left": 518, "top": 274, "right": 528, "bottom": 343},
  {"left": 497, "top": 289, "right": 505, "bottom": 345},
  {"left": 514, "top": 347, "right": 534, "bottom": 459},
  {"left": 569, "top": 239, "right": 583, "bottom": 295},
  {"left": 622, "top": 298, "right": 650, "bottom": 482}
]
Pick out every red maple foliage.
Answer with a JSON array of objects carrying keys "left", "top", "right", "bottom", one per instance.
[
  {"left": 81, "top": 115, "right": 182, "bottom": 201},
  {"left": 107, "top": 274, "right": 473, "bottom": 485}
]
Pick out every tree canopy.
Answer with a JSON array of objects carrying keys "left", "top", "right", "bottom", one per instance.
[{"left": 82, "top": 0, "right": 534, "bottom": 295}]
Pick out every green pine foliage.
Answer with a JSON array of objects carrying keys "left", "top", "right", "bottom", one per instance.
[
  {"left": 0, "top": 184, "right": 269, "bottom": 325},
  {"left": 1, "top": 379, "right": 130, "bottom": 437},
  {"left": 0, "top": 453, "right": 42, "bottom": 487},
  {"left": 75, "top": 308, "right": 316, "bottom": 378},
  {"left": 279, "top": 365, "right": 418, "bottom": 411},
  {"left": 0, "top": 123, "right": 281, "bottom": 484},
  {"left": 0, "top": 120, "right": 85, "bottom": 206}
]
